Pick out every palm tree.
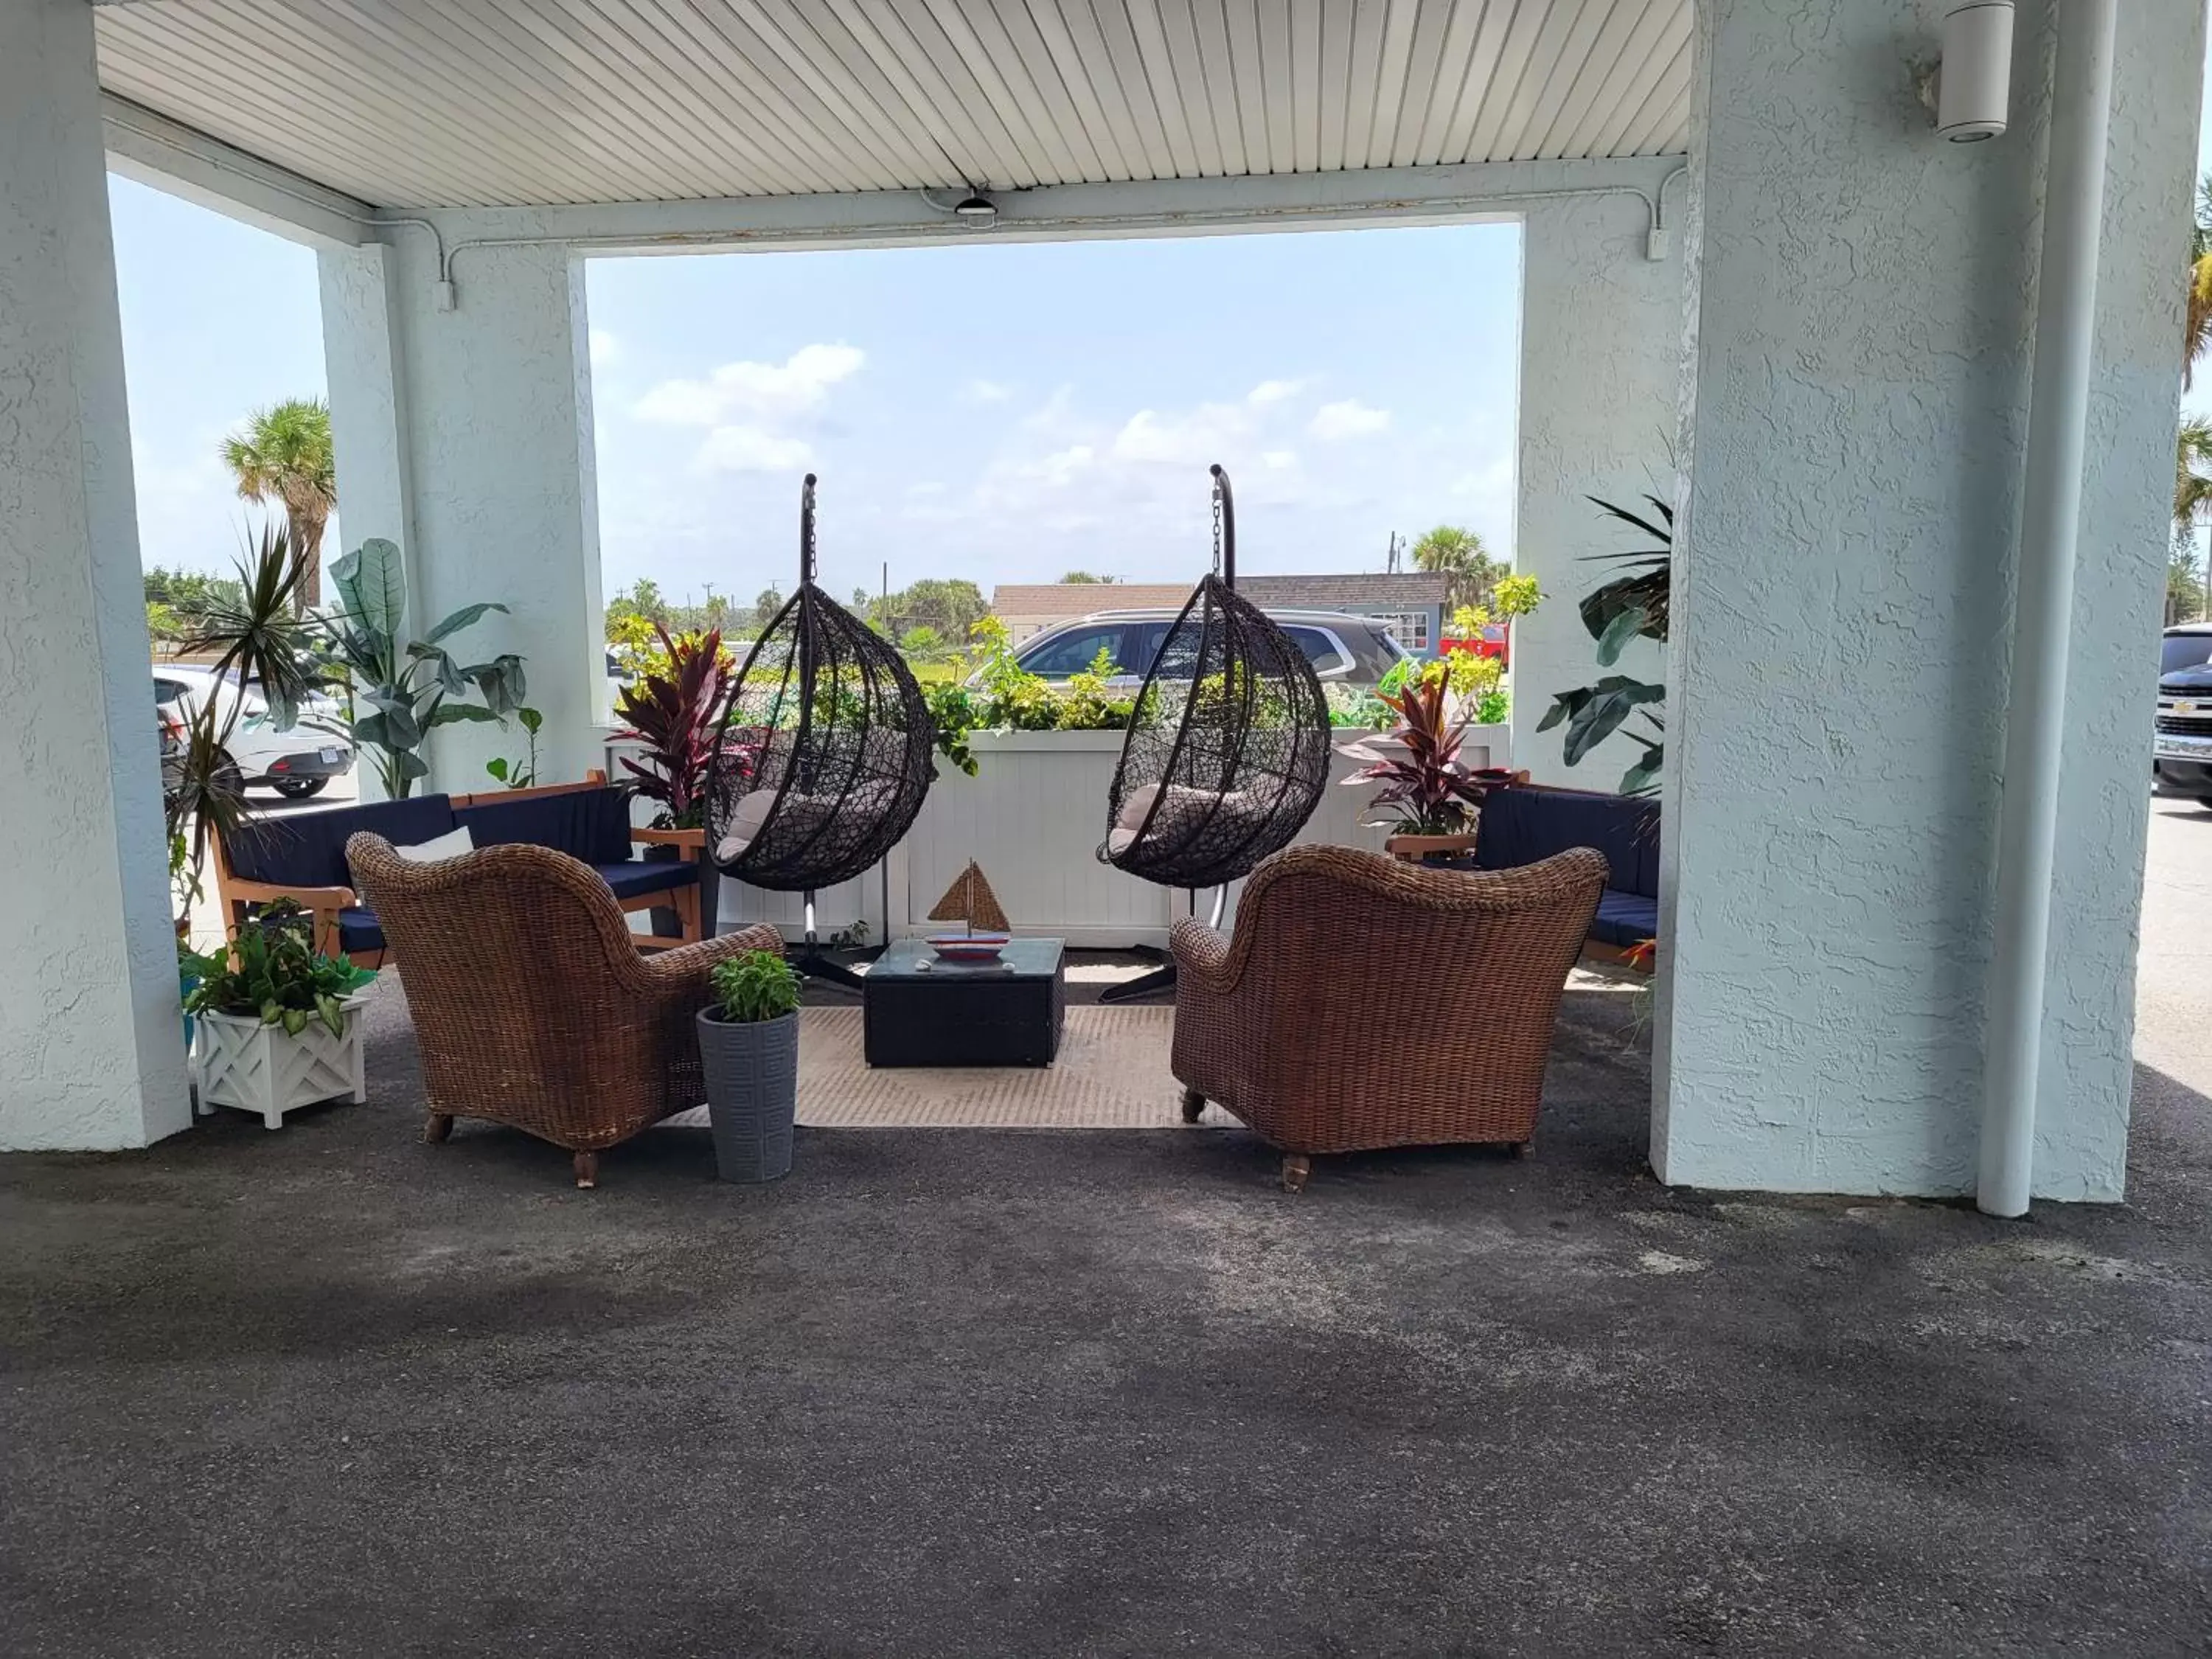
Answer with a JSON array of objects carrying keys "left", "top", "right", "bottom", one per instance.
[
  {"left": 221, "top": 399, "right": 336, "bottom": 611},
  {"left": 1408, "top": 524, "right": 1499, "bottom": 609},
  {"left": 2176, "top": 417, "right": 2212, "bottom": 622},
  {"left": 2186, "top": 175, "right": 2212, "bottom": 388}
]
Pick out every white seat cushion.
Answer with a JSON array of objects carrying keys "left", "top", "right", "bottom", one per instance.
[{"left": 392, "top": 826, "right": 475, "bottom": 863}]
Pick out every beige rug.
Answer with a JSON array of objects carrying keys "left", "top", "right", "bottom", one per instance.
[{"left": 673, "top": 1004, "right": 1235, "bottom": 1130}]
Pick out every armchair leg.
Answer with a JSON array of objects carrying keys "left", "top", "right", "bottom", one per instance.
[
  {"left": 423, "top": 1112, "right": 453, "bottom": 1144},
  {"left": 1279, "top": 1153, "right": 1311, "bottom": 1194},
  {"left": 572, "top": 1150, "right": 599, "bottom": 1189},
  {"left": 1509, "top": 1139, "right": 1534, "bottom": 1159},
  {"left": 1179, "top": 1088, "right": 1206, "bottom": 1124}
]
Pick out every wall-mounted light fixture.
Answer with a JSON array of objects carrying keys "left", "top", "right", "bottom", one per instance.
[
  {"left": 952, "top": 192, "right": 998, "bottom": 229},
  {"left": 1938, "top": 0, "right": 2014, "bottom": 142}
]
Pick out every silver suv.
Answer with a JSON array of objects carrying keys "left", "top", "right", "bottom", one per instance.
[
  {"left": 989, "top": 608, "right": 1412, "bottom": 692},
  {"left": 2155, "top": 622, "right": 2212, "bottom": 806}
]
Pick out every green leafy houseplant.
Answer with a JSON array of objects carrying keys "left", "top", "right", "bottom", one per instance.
[
  {"left": 181, "top": 902, "right": 375, "bottom": 1037},
  {"left": 320, "top": 538, "right": 526, "bottom": 799},
  {"left": 708, "top": 950, "right": 801, "bottom": 1024},
  {"left": 1538, "top": 495, "right": 1669, "bottom": 796}
]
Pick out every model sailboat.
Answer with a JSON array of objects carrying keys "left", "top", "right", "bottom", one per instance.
[
  {"left": 927, "top": 860, "right": 1009, "bottom": 936},
  {"left": 925, "top": 860, "right": 1011, "bottom": 961}
]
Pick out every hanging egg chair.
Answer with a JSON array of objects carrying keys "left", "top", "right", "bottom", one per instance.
[
  {"left": 704, "top": 473, "right": 935, "bottom": 987},
  {"left": 1098, "top": 465, "right": 1332, "bottom": 1001}
]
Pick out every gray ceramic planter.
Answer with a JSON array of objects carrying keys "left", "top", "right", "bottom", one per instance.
[{"left": 696, "top": 1008, "right": 797, "bottom": 1183}]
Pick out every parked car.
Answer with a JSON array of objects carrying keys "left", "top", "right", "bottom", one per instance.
[
  {"left": 1438, "top": 622, "right": 1511, "bottom": 669},
  {"left": 2155, "top": 622, "right": 2212, "bottom": 807},
  {"left": 981, "top": 608, "right": 1411, "bottom": 692},
  {"left": 153, "top": 664, "right": 353, "bottom": 799}
]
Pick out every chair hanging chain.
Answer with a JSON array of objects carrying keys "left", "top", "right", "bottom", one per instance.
[{"left": 1211, "top": 484, "right": 1222, "bottom": 577}]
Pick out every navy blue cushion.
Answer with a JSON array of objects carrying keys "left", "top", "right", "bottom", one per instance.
[
  {"left": 456, "top": 787, "right": 633, "bottom": 865},
  {"left": 229, "top": 795, "right": 456, "bottom": 888},
  {"left": 1590, "top": 888, "right": 1660, "bottom": 947},
  {"left": 335, "top": 907, "right": 385, "bottom": 956},
  {"left": 1475, "top": 786, "right": 1660, "bottom": 897},
  {"left": 595, "top": 858, "right": 699, "bottom": 902}
]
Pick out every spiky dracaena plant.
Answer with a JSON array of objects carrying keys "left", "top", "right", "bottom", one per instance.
[
  {"left": 611, "top": 623, "right": 740, "bottom": 829},
  {"left": 1338, "top": 671, "right": 1495, "bottom": 835},
  {"left": 166, "top": 523, "right": 317, "bottom": 912}
]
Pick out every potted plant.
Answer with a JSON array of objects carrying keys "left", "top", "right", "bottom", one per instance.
[
  {"left": 613, "top": 623, "right": 741, "bottom": 939},
  {"left": 1338, "top": 669, "right": 1510, "bottom": 862},
  {"left": 181, "top": 904, "right": 378, "bottom": 1130},
  {"left": 697, "top": 948, "right": 801, "bottom": 1183}
]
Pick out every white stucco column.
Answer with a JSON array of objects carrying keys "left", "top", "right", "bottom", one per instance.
[
  {"left": 0, "top": 0, "right": 192, "bottom": 1149},
  {"left": 1512, "top": 187, "right": 1685, "bottom": 785},
  {"left": 319, "top": 234, "right": 604, "bottom": 791},
  {"left": 1655, "top": 0, "right": 2199, "bottom": 1199}
]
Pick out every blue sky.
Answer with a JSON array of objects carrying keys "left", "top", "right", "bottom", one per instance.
[{"left": 584, "top": 228, "right": 1520, "bottom": 602}]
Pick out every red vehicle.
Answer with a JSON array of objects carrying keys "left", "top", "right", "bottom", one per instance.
[{"left": 1438, "top": 623, "right": 1510, "bottom": 669}]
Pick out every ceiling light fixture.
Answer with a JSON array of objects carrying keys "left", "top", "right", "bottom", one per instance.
[{"left": 953, "top": 192, "right": 998, "bottom": 229}]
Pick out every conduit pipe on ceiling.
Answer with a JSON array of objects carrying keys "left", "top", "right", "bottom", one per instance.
[{"left": 1978, "top": 0, "right": 2118, "bottom": 1218}]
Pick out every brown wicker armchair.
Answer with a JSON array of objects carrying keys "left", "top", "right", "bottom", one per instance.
[
  {"left": 1170, "top": 844, "right": 1607, "bottom": 1191},
  {"left": 347, "top": 833, "right": 785, "bottom": 1188}
]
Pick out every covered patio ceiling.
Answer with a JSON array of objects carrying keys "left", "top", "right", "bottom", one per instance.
[{"left": 92, "top": 0, "right": 1693, "bottom": 210}]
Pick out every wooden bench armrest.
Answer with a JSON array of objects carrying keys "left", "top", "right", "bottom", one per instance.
[
  {"left": 630, "top": 827, "right": 705, "bottom": 851},
  {"left": 220, "top": 877, "right": 358, "bottom": 911}
]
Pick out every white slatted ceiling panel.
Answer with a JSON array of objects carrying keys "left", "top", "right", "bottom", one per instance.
[{"left": 96, "top": 0, "right": 1691, "bottom": 209}]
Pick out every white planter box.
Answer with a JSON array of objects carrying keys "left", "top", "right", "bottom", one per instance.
[
  {"left": 608, "top": 722, "right": 1512, "bottom": 952},
  {"left": 192, "top": 1001, "right": 367, "bottom": 1130}
]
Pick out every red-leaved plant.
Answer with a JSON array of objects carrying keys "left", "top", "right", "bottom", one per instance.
[
  {"left": 1337, "top": 670, "right": 1505, "bottom": 835},
  {"left": 613, "top": 624, "right": 740, "bottom": 829}
]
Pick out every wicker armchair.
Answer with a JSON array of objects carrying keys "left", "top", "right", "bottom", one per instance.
[
  {"left": 1170, "top": 844, "right": 1607, "bottom": 1190},
  {"left": 347, "top": 833, "right": 785, "bottom": 1188}
]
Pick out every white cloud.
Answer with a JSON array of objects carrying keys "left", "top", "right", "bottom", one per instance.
[
  {"left": 1112, "top": 403, "right": 1252, "bottom": 465},
  {"left": 1308, "top": 400, "right": 1391, "bottom": 441},
  {"left": 695, "top": 425, "right": 814, "bottom": 473},
  {"left": 962, "top": 378, "right": 1015, "bottom": 404},
  {"left": 588, "top": 328, "right": 622, "bottom": 369},
  {"left": 1247, "top": 379, "right": 1303, "bottom": 406},
  {"left": 633, "top": 342, "right": 865, "bottom": 425},
  {"left": 1262, "top": 450, "right": 1298, "bottom": 470}
]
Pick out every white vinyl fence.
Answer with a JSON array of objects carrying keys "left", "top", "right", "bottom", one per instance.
[{"left": 605, "top": 725, "right": 1509, "bottom": 950}]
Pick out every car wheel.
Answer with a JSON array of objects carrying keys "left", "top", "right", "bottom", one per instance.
[{"left": 271, "top": 776, "right": 328, "bottom": 800}]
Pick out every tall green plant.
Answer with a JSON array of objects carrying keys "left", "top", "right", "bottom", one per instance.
[
  {"left": 167, "top": 523, "right": 318, "bottom": 912},
  {"left": 1538, "top": 495, "right": 1670, "bottom": 796},
  {"left": 319, "top": 538, "right": 526, "bottom": 799}
]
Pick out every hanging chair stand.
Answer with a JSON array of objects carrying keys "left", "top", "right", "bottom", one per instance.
[
  {"left": 703, "top": 475, "right": 936, "bottom": 992},
  {"left": 1097, "top": 465, "right": 1332, "bottom": 1004}
]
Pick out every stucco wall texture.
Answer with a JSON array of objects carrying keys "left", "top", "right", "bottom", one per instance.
[
  {"left": 321, "top": 237, "right": 607, "bottom": 794},
  {"left": 0, "top": 0, "right": 192, "bottom": 1150},
  {"left": 1513, "top": 187, "right": 1683, "bottom": 788},
  {"left": 1655, "top": 0, "right": 2199, "bottom": 1199}
]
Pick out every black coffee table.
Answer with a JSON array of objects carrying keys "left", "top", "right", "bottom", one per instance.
[{"left": 862, "top": 937, "right": 1066, "bottom": 1068}]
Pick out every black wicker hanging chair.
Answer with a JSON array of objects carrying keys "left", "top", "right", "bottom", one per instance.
[
  {"left": 1098, "top": 465, "right": 1332, "bottom": 1002},
  {"left": 705, "top": 474, "right": 935, "bottom": 987}
]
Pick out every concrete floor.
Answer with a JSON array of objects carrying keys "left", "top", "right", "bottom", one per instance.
[{"left": 4, "top": 803, "right": 2210, "bottom": 1655}]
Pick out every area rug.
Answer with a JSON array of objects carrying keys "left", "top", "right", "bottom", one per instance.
[{"left": 691, "top": 1004, "right": 1231, "bottom": 1129}]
